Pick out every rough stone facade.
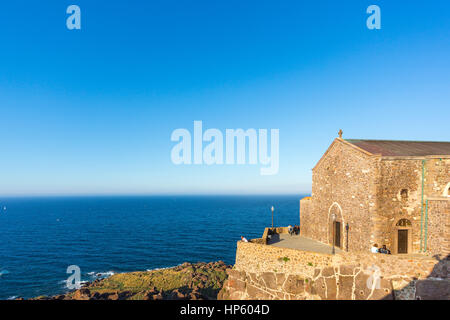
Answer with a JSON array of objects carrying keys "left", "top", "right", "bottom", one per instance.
[
  {"left": 427, "top": 198, "right": 450, "bottom": 256},
  {"left": 219, "top": 241, "right": 449, "bottom": 300},
  {"left": 220, "top": 138, "right": 450, "bottom": 300},
  {"left": 300, "top": 138, "right": 450, "bottom": 256},
  {"left": 300, "top": 139, "right": 378, "bottom": 252}
]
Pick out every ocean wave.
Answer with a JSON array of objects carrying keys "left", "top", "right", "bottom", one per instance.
[
  {"left": 88, "top": 271, "right": 115, "bottom": 278},
  {"left": 146, "top": 263, "right": 183, "bottom": 272},
  {"left": 7, "top": 296, "right": 17, "bottom": 300},
  {"left": 58, "top": 270, "right": 115, "bottom": 288},
  {"left": 146, "top": 267, "right": 168, "bottom": 272},
  {"left": 59, "top": 279, "right": 89, "bottom": 286}
]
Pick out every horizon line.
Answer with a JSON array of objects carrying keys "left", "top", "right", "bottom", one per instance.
[{"left": 0, "top": 192, "right": 310, "bottom": 198}]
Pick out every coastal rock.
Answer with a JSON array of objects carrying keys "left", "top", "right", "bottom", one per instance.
[
  {"left": 31, "top": 261, "right": 230, "bottom": 301},
  {"left": 152, "top": 293, "right": 164, "bottom": 300},
  {"left": 169, "top": 289, "right": 186, "bottom": 300},
  {"left": 107, "top": 293, "right": 120, "bottom": 300},
  {"left": 72, "top": 288, "right": 91, "bottom": 300}
]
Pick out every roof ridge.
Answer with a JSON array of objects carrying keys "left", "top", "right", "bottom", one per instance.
[
  {"left": 346, "top": 139, "right": 450, "bottom": 143},
  {"left": 345, "top": 139, "right": 450, "bottom": 157}
]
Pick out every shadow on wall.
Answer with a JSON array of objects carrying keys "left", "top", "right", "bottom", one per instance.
[
  {"left": 388, "top": 254, "right": 449, "bottom": 300},
  {"left": 267, "top": 233, "right": 283, "bottom": 244}
]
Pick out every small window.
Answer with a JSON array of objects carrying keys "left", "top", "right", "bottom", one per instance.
[
  {"left": 400, "top": 189, "right": 408, "bottom": 200},
  {"left": 396, "top": 219, "right": 412, "bottom": 227}
]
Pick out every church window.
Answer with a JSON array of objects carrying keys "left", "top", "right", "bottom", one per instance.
[
  {"left": 400, "top": 189, "right": 408, "bottom": 200},
  {"left": 396, "top": 219, "right": 412, "bottom": 227}
]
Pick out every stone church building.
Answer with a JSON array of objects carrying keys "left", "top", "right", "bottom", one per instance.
[{"left": 300, "top": 132, "right": 450, "bottom": 256}]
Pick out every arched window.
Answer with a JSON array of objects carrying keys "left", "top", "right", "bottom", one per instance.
[{"left": 396, "top": 219, "right": 412, "bottom": 227}]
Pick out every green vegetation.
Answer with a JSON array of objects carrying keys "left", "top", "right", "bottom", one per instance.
[
  {"left": 278, "top": 256, "right": 290, "bottom": 263},
  {"left": 62, "top": 261, "right": 229, "bottom": 300}
]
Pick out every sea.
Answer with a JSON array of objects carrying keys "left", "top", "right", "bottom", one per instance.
[{"left": 0, "top": 195, "right": 304, "bottom": 299}]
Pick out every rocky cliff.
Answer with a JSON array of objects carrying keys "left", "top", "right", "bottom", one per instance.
[{"left": 29, "top": 261, "right": 230, "bottom": 300}]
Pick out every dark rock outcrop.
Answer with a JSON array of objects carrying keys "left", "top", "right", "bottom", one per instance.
[{"left": 28, "top": 261, "right": 230, "bottom": 301}]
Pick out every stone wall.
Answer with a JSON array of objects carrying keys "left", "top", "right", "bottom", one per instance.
[
  {"left": 425, "top": 158, "right": 450, "bottom": 197},
  {"left": 301, "top": 138, "right": 378, "bottom": 252},
  {"left": 219, "top": 241, "right": 449, "bottom": 300},
  {"left": 374, "top": 157, "right": 449, "bottom": 254},
  {"left": 376, "top": 159, "right": 423, "bottom": 253},
  {"left": 234, "top": 240, "right": 333, "bottom": 277},
  {"left": 299, "top": 197, "right": 312, "bottom": 237},
  {"left": 300, "top": 138, "right": 449, "bottom": 256},
  {"left": 423, "top": 158, "right": 449, "bottom": 255},
  {"left": 427, "top": 198, "right": 450, "bottom": 256}
]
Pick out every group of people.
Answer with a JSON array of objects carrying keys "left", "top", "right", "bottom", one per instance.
[
  {"left": 287, "top": 225, "right": 300, "bottom": 236},
  {"left": 240, "top": 224, "right": 300, "bottom": 243},
  {"left": 371, "top": 243, "right": 391, "bottom": 254}
]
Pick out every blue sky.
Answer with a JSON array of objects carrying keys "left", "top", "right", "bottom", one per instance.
[{"left": 0, "top": 1, "right": 449, "bottom": 196}]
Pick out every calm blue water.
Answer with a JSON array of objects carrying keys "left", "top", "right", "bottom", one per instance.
[{"left": 0, "top": 195, "right": 303, "bottom": 299}]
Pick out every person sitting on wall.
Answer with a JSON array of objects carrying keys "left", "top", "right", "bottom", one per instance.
[
  {"left": 378, "top": 245, "right": 391, "bottom": 254},
  {"left": 241, "top": 236, "right": 249, "bottom": 242},
  {"left": 288, "top": 225, "right": 294, "bottom": 236},
  {"left": 371, "top": 243, "right": 379, "bottom": 253},
  {"left": 266, "top": 228, "right": 272, "bottom": 240}
]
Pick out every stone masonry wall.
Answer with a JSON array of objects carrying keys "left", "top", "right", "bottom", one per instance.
[
  {"left": 299, "top": 197, "right": 312, "bottom": 235},
  {"left": 423, "top": 158, "right": 449, "bottom": 255},
  {"left": 376, "top": 159, "right": 423, "bottom": 253},
  {"left": 427, "top": 199, "right": 450, "bottom": 256},
  {"left": 219, "top": 241, "right": 449, "bottom": 300},
  {"left": 375, "top": 157, "right": 449, "bottom": 254},
  {"left": 425, "top": 158, "right": 450, "bottom": 197},
  {"left": 301, "top": 139, "right": 378, "bottom": 252},
  {"left": 301, "top": 139, "right": 449, "bottom": 256}
]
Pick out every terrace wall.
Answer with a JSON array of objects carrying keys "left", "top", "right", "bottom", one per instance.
[{"left": 219, "top": 241, "right": 449, "bottom": 300}]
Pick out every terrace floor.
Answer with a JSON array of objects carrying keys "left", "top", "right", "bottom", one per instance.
[
  {"left": 265, "top": 234, "right": 437, "bottom": 258},
  {"left": 267, "top": 234, "right": 342, "bottom": 255}
]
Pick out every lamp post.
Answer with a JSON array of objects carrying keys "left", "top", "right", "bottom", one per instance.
[
  {"left": 345, "top": 223, "right": 349, "bottom": 252},
  {"left": 331, "top": 213, "right": 336, "bottom": 255},
  {"left": 271, "top": 206, "right": 274, "bottom": 229}
]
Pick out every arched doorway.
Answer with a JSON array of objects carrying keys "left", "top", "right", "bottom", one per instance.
[
  {"left": 393, "top": 219, "right": 412, "bottom": 254},
  {"left": 328, "top": 203, "right": 344, "bottom": 249}
]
